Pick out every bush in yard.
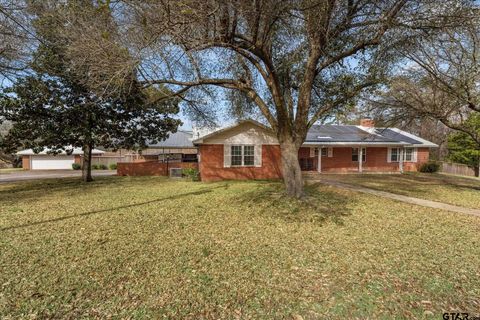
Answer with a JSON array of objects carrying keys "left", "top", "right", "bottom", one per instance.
[
  {"left": 109, "top": 163, "right": 117, "bottom": 170},
  {"left": 91, "top": 164, "right": 100, "bottom": 170},
  {"left": 72, "top": 163, "right": 81, "bottom": 170},
  {"left": 419, "top": 161, "right": 440, "bottom": 173},
  {"left": 182, "top": 168, "right": 200, "bottom": 181},
  {"left": 98, "top": 164, "right": 108, "bottom": 170}
]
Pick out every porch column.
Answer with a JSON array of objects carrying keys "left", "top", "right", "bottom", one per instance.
[
  {"left": 359, "top": 147, "right": 363, "bottom": 173},
  {"left": 399, "top": 148, "right": 404, "bottom": 173},
  {"left": 317, "top": 147, "right": 322, "bottom": 173}
]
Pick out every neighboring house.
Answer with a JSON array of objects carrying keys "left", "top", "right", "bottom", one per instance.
[
  {"left": 193, "top": 119, "right": 438, "bottom": 181},
  {"left": 97, "top": 130, "right": 197, "bottom": 164},
  {"left": 17, "top": 131, "right": 198, "bottom": 170},
  {"left": 17, "top": 148, "right": 105, "bottom": 170},
  {"left": 128, "top": 130, "right": 198, "bottom": 163}
]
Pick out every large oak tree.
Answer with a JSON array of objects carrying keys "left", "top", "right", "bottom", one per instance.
[{"left": 55, "top": 0, "right": 473, "bottom": 197}]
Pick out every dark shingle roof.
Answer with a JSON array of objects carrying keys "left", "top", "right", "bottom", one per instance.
[
  {"left": 148, "top": 130, "right": 195, "bottom": 148},
  {"left": 374, "top": 128, "right": 424, "bottom": 144},
  {"left": 305, "top": 125, "right": 424, "bottom": 144}
]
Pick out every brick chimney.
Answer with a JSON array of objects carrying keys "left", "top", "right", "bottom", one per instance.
[{"left": 360, "top": 118, "right": 375, "bottom": 128}]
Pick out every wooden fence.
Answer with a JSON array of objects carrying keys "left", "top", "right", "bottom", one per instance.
[
  {"left": 90, "top": 156, "right": 126, "bottom": 166},
  {"left": 439, "top": 161, "right": 477, "bottom": 177},
  {"left": 117, "top": 161, "right": 198, "bottom": 176}
]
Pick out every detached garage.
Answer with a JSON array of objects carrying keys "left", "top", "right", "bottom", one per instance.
[{"left": 17, "top": 148, "right": 105, "bottom": 170}]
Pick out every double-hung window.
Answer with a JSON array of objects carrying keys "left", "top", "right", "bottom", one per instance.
[
  {"left": 231, "top": 145, "right": 255, "bottom": 166},
  {"left": 390, "top": 148, "right": 400, "bottom": 162},
  {"left": 389, "top": 147, "right": 416, "bottom": 162},
  {"left": 352, "top": 148, "right": 366, "bottom": 162},
  {"left": 314, "top": 148, "right": 328, "bottom": 157},
  {"left": 404, "top": 147, "right": 414, "bottom": 161},
  {"left": 243, "top": 145, "right": 255, "bottom": 166},
  {"left": 231, "top": 145, "right": 243, "bottom": 166}
]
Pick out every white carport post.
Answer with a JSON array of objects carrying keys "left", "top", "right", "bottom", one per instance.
[
  {"left": 317, "top": 146, "right": 322, "bottom": 173},
  {"left": 359, "top": 146, "right": 363, "bottom": 173},
  {"left": 399, "top": 147, "right": 404, "bottom": 173}
]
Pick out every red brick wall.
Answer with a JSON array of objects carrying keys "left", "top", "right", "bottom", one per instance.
[
  {"left": 320, "top": 147, "right": 430, "bottom": 173},
  {"left": 321, "top": 147, "right": 363, "bottom": 172},
  {"left": 117, "top": 161, "right": 198, "bottom": 176},
  {"left": 404, "top": 147, "right": 430, "bottom": 172},
  {"left": 22, "top": 155, "right": 30, "bottom": 170},
  {"left": 199, "top": 144, "right": 282, "bottom": 181},
  {"left": 193, "top": 145, "right": 432, "bottom": 181}
]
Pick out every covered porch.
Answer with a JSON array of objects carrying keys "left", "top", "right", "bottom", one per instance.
[{"left": 298, "top": 145, "right": 411, "bottom": 173}]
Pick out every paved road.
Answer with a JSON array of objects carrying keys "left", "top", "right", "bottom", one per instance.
[{"left": 0, "top": 170, "right": 116, "bottom": 183}]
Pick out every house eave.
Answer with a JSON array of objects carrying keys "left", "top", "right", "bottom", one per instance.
[
  {"left": 303, "top": 141, "right": 438, "bottom": 148},
  {"left": 192, "top": 119, "right": 273, "bottom": 145}
]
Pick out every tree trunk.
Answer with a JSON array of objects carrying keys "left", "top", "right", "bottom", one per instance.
[
  {"left": 82, "top": 144, "right": 93, "bottom": 182},
  {"left": 474, "top": 165, "right": 479, "bottom": 177},
  {"left": 279, "top": 138, "right": 304, "bottom": 198}
]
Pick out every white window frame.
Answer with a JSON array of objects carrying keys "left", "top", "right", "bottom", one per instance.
[
  {"left": 389, "top": 148, "right": 400, "bottom": 162},
  {"left": 321, "top": 148, "right": 328, "bottom": 157},
  {"left": 388, "top": 147, "right": 417, "bottom": 162},
  {"left": 230, "top": 145, "right": 256, "bottom": 167},
  {"left": 352, "top": 147, "right": 366, "bottom": 162},
  {"left": 404, "top": 147, "right": 417, "bottom": 162}
]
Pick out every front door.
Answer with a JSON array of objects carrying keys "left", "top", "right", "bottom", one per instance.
[
  {"left": 298, "top": 147, "right": 317, "bottom": 171},
  {"left": 299, "top": 158, "right": 314, "bottom": 171}
]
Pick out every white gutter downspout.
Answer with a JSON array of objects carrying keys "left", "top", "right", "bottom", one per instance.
[
  {"left": 359, "top": 147, "right": 363, "bottom": 173},
  {"left": 399, "top": 148, "right": 404, "bottom": 173},
  {"left": 317, "top": 147, "right": 322, "bottom": 173}
]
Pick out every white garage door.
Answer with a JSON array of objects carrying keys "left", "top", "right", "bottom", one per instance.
[{"left": 31, "top": 155, "right": 75, "bottom": 170}]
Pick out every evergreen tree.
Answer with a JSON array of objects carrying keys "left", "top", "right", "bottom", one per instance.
[
  {"left": 447, "top": 114, "right": 480, "bottom": 177},
  {"left": 0, "top": 76, "right": 180, "bottom": 181}
]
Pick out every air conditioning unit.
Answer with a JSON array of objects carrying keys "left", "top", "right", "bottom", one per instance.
[{"left": 169, "top": 168, "right": 183, "bottom": 178}]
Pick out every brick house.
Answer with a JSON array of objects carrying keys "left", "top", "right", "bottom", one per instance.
[{"left": 193, "top": 119, "right": 437, "bottom": 182}]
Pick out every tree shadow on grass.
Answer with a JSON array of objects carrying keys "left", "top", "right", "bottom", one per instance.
[
  {"left": 359, "top": 174, "right": 480, "bottom": 195},
  {"left": 0, "top": 176, "right": 168, "bottom": 204},
  {"left": 0, "top": 185, "right": 228, "bottom": 232},
  {"left": 235, "top": 181, "right": 354, "bottom": 225}
]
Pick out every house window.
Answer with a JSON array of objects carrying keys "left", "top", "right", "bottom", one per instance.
[
  {"left": 404, "top": 147, "right": 414, "bottom": 161},
  {"left": 390, "top": 148, "right": 399, "bottom": 162},
  {"left": 231, "top": 145, "right": 255, "bottom": 166},
  {"left": 389, "top": 148, "right": 416, "bottom": 162},
  {"left": 314, "top": 148, "right": 327, "bottom": 157},
  {"left": 231, "top": 145, "right": 243, "bottom": 166},
  {"left": 352, "top": 148, "right": 366, "bottom": 162},
  {"left": 243, "top": 145, "right": 254, "bottom": 166}
]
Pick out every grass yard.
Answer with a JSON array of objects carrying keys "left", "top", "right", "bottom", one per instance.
[
  {"left": 0, "top": 168, "right": 23, "bottom": 174},
  {"left": 324, "top": 173, "right": 480, "bottom": 209},
  {"left": 1, "top": 176, "right": 479, "bottom": 319}
]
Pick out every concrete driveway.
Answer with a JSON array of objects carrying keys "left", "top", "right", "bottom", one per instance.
[{"left": 0, "top": 170, "right": 116, "bottom": 183}]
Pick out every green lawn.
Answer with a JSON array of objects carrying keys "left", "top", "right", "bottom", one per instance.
[
  {"left": 323, "top": 173, "right": 480, "bottom": 209},
  {"left": 1, "top": 177, "right": 479, "bottom": 319}
]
